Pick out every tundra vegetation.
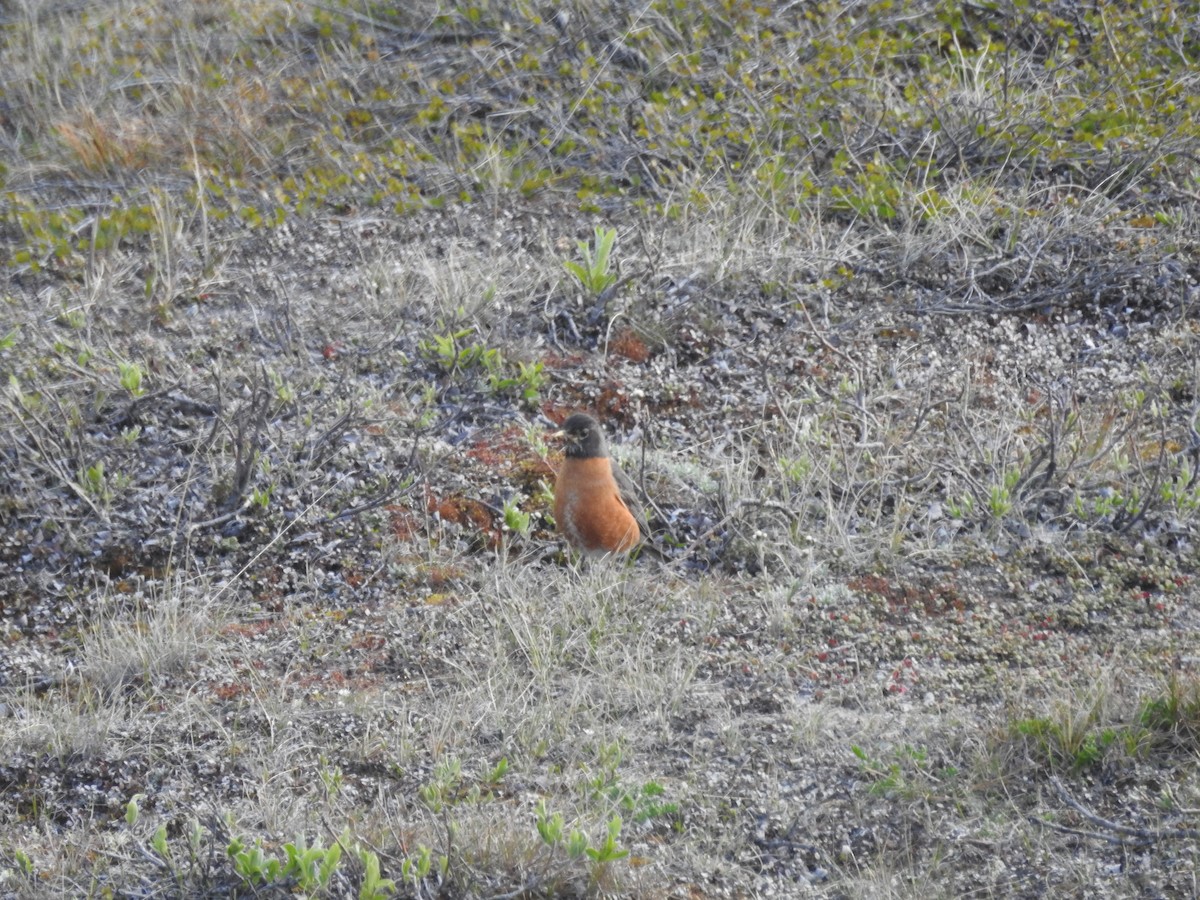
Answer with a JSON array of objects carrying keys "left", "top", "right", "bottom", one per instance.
[{"left": 1, "top": 1, "right": 1199, "bottom": 896}]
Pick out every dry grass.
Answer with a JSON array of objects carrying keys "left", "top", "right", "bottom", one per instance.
[{"left": 3, "top": 0, "right": 1200, "bottom": 896}]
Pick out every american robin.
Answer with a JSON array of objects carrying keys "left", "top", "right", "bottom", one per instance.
[{"left": 553, "top": 413, "right": 652, "bottom": 558}]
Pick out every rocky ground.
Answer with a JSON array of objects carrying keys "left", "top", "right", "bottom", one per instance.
[{"left": 2, "top": 1, "right": 1199, "bottom": 897}]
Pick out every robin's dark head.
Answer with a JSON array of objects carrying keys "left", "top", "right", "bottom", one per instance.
[{"left": 559, "top": 413, "right": 607, "bottom": 459}]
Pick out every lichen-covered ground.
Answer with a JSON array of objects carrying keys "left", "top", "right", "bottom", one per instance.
[{"left": 2, "top": 1, "right": 1199, "bottom": 896}]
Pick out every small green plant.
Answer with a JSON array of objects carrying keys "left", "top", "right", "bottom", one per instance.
[
  {"left": 585, "top": 816, "right": 629, "bottom": 865},
  {"left": 185, "top": 818, "right": 206, "bottom": 862},
  {"left": 614, "top": 781, "right": 680, "bottom": 825},
  {"left": 535, "top": 801, "right": 566, "bottom": 848},
  {"left": 417, "top": 756, "right": 463, "bottom": 813},
  {"left": 13, "top": 847, "right": 34, "bottom": 878},
  {"left": 592, "top": 740, "right": 623, "bottom": 785},
  {"left": 563, "top": 226, "right": 618, "bottom": 296},
  {"left": 487, "top": 359, "right": 546, "bottom": 405},
  {"left": 417, "top": 755, "right": 507, "bottom": 811},
  {"left": 419, "top": 327, "right": 469, "bottom": 370},
  {"left": 987, "top": 468, "right": 1021, "bottom": 519},
  {"left": 80, "top": 461, "right": 110, "bottom": 502},
  {"left": 227, "top": 836, "right": 284, "bottom": 885},
  {"left": 414, "top": 383, "right": 439, "bottom": 428},
  {"left": 318, "top": 754, "right": 344, "bottom": 800},
  {"left": 59, "top": 307, "right": 87, "bottom": 329},
  {"left": 830, "top": 154, "right": 902, "bottom": 220},
  {"left": 851, "top": 744, "right": 956, "bottom": 798},
  {"left": 1139, "top": 673, "right": 1200, "bottom": 744},
  {"left": 850, "top": 744, "right": 903, "bottom": 795},
  {"left": 150, "top": 822, "right": 170, "bottom": 860},
  {"left": 0, "top": 327, "right": 17, "bottom": 351},
  {"left": 483, "top": 756, "right": 509, "bottom": 788},
  {"left": 530, "top": 814, "right": 630, "bottom": 892},
  {"left": 1010, "top": 710, "right": 1147, "bottom": 772},
  {"left": 418, "top": 326, "right": 502, "bottom": 376},
  {"left": 780, "top": 456, "right": 812, "bottom": 483},
  {"left": 535, "top": 478, "right": 556, "bottom": 514},
  {"left": 120, "top": 794, "right": 210, "bottom": 890},
  {"left": 502, "top": 496, "right": 531, "bottom": 538},
  {"left": 567, "top": 829, "right": 588, "bottom": 860},
  {"left": 358, "top": 846, "right": 397, "bottom": 899},
  {"left": 587, "top": 749, "right": 680, "bottom": 826},
  {"left": 578, "top": 743, "right": 679, "bottom": 846},
  {"left": 282, "top": 836, "right": 343, "bottom": 893},
  {"left": 400, "top": 844, "right": 447, "bottom": 894},
  {"left": 269, "top": 369, "right": 295, "bottom": 404},
  {"left": 525, "top": 426, "right": 550, "bottom": 458},
  {"left": 118, "top": 360, "right": 145, "bottom": 397},
  {"left": 987, "top": 483, "right": 1012, "bottom": 518},
  {"left": 1158, "top": 465, "right": 1200, "bottom": 514},
  {"left": 534, "top": 801, "right": 592, "bottom": 861},
  {"left": 125, "top": 794, "right": 145, "bottom": 827},
  {"left": 226, "top": 833, "right": 343, "bottom": 892},
  {"left": 1071, "top": 482, "right": 1153, "bottom": 529},
  {"left": 145, "top": 815, "right": 390, "bottom": 900}
]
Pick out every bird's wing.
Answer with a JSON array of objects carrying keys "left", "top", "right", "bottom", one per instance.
[{"left": 610, "top": 459, "right": 650, "bottom": 537}]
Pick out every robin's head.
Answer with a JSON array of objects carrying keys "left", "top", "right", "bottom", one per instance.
[{"left": 558, "top": 413, "right": 606, "bottom": 459}]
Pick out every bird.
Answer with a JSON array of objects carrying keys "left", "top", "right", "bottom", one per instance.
[{"left": 552, "top": 412, "right": 653, "bottom": 559}]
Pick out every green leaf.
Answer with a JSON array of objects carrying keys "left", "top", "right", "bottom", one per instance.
[
  {"left": 319, "top": 842, "right": 343, "bottom": 884},
  {"left": 151, "top": 825, "right": 170, "bottom": 858},
  {"left": 125, "top": 795, "right": 144, "bottom": 827}
]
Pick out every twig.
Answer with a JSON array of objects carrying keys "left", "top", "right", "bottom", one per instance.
[
  {"left": 1036, "top": 776, "right": 1200, "bottom": 847},
  {"left": 793, "top": 294, "right": 855, "bottom": 368},
  {"left": 737, "top": 497, "right": 801, "bottom": 523},
  {"left": 328, "top": 476, "right": 421, "bottom": 523},
  {"left": 1032, "top": 815, "right": 1130, "bottom": 846}
]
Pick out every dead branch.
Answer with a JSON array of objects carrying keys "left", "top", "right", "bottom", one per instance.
[{"left": 1035, "top": 776, "right": 1200, "bottom": 848}]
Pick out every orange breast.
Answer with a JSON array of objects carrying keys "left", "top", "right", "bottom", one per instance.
[{"left": 554, "top": 457, "right": 641, "bottom": 555}]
